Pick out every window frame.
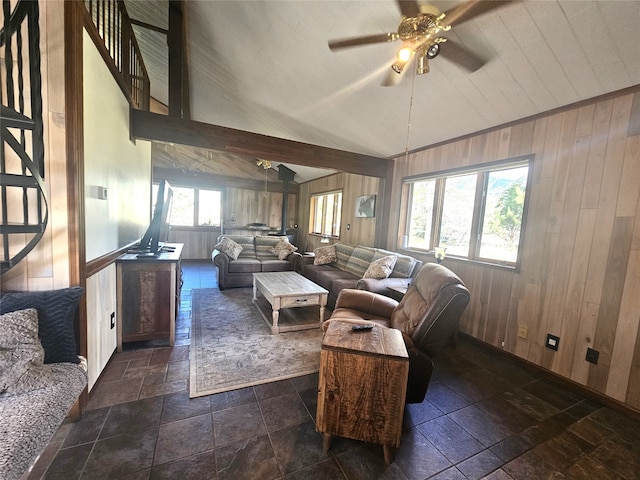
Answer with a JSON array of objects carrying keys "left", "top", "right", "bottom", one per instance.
[
  {"left": 309, "top": 189, "right": 342, "bottom": 239},
  {"left": 153, "top": 183, "right": 223, "bottom": 228},
  {"left": 401, "top": 155, "right": 534, "bottom": 270}
]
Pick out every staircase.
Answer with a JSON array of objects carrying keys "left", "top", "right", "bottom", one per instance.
[
  {"left": 1, "top": 0, "right": 150, "bottom": 274},
  {"left": 0, "top": 0, "right": 47, "bottom": 275}
]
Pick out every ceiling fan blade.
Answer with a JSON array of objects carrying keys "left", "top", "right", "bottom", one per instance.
[
  {"left": 328, "top": 33, "right": 397, "bottom": 51},
  {"left": 396, "top": 0, "right": 420, "bottom": 18},
  {"left": 442, "top": 0, "right": 511, "bottom": 27},
  {"left": 439, "top": 39, "right": 486, "bottom": 72}
]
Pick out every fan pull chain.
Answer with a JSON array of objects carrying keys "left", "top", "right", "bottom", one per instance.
[{"left": 403, "top": 64, "right": 418, "bottom": 161}]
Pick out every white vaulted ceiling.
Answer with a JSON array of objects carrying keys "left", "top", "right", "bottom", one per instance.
[{"left": 126, "top": 0, "right": 640, "bottom": 178}]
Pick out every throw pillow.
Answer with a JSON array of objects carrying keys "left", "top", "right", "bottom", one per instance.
[
  {"left": 0, "top": 287, "right": 83, "bottom": 364},
  {"left": 270, "top": 238, "right": 298, "bottom": 260},
  {"left": 363, "top": 255, "right": 398, "bottom": 279},
  {"left": 314, "top": 245, "right": 337, "bottom": 265},
  {"left": 0, "top": 308, "right": 45, "bottom": 393},
  {"left": 214, "top": 236, "right": 243, "bottom": 260}
]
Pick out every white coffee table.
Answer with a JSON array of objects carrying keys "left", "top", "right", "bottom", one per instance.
[{"left": 252, "top": 271, "right": 329, "bottom": 334}]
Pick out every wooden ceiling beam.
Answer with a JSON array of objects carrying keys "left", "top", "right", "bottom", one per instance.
[
  {"left": 153, "top": 167, "right": 299, "bottom": 193},
  {"left": 131, "top": 109, "right": 390, "bottom": 178}
]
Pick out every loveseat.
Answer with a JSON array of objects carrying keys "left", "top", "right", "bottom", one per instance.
[
  {"left": 212, "top": 234, "right": 300, "bottom": 289},
  {"left": 296, "top": 243, "right": 422, "bottom": 309},
  {"left": 327, "top": 263, "right": 471, "bottom": 403},
  {"left": 0, "top": 287, "right": 88, "bottom": 480}
]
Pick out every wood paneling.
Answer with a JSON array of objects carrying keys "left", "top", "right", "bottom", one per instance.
[
  {"left": 168, "top": 228, "right": 220, "bottom": 260},
  {"left": 296, "top": 173, "right": 380, "bottom": 252},
  {"left": 389, "top": 87, "right": 640, "bottom": 413}
]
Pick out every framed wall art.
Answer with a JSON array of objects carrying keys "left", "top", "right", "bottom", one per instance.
[{"left": 355, "top": 195, "right": 376, "bottom": 218}]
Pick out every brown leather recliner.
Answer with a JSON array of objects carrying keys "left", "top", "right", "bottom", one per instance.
[{"left": 329, "top": 262, "right": 471, "bottom": 403}]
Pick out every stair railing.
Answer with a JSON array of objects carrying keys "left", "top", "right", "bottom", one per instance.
[
  {"left": 83, "top": 0, "right": 150, "bottom": 110},
  {"left": 0, "top": 0, "right": 48, "bottom": 275}
]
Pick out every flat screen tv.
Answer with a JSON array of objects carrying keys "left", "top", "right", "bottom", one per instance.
[{"left": 137, "top": 180, "right": 174, "bottom": 256}]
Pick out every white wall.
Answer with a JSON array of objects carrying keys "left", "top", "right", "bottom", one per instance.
[{"left": 83, "top": 30, "right": 151, "bottom": 261}]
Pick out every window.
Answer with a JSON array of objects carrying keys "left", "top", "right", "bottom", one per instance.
[
  {"left": 170, "top": 186, "right": 195, "bottom": 226},
  {"left": 198, "top": 189, "right": 222, "bottom": 226},
  {"left": 153, "top": 184, "right": 222, "bottom": 227},
  {"left": 309, "top": 190, "right": 342, "bottom": 238},
  {"left": 403, "top": 158, "right": 531, "bottom": 267}
]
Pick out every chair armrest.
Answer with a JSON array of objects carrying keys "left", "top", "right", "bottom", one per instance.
[
  {"left": 294, "top": 253, "right": 314, "bottom": 272},
  {"left": 334, "top": 289, "right": 398, "bottom": 318},
  {"left": 289, "top": 251, "right": 303, "bottom": 268},
  {"left": 356, "top": 277, "right": 412, "bottom": 295},
  {"left": 298, "top": 255, "right": 314, "bottom": 266},
  {"left": 212, "top": 251, "right": 230, "bottom": 269}
]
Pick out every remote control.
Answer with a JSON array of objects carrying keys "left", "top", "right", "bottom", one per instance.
[{"left": 351, "top": 324, "right": 374, "bottom": 332}]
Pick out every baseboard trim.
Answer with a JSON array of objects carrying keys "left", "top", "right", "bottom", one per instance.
[{"left": 459, "top": 332, "right": 640, "bottom": 421}]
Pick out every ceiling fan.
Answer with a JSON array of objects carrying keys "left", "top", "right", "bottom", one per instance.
[{"left": 328, "top": 0, "right": 511, "bottom": 85}]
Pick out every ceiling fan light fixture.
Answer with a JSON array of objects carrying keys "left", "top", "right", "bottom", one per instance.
[
  {"left": 416, "top": 55, "right": 429, "bottom": 75},
  {"left": 397, "top": 46, "right": 413, "bottom": 63},
  {"left": 392, "top": 46, "right": 413, "bottom": 74}
]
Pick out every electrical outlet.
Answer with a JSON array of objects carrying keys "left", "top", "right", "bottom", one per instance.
[
  {"left": 546, "top": 334, "right": 560, "bottom": 351},
  {"left": 110, "top": 312, "right": 115, "bottom": 329},
  {"left": 517, "top": 325, "right": 528, "bottom": 339},
  {"left": 586, "top": 348, "right": 599, "bottom": 364}
]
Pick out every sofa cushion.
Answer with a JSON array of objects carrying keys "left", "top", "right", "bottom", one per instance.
[
  {"left": 254, "top": 235, "right": 280, "bottom": 260},
  {"left": 314, "top": 269, "right": 357, "bottom": 292},
  {"left": 228, "top": 258, "right": 262, "bottom": 273},
  {"left": 0, "top": 287, "right": 83, "bottom": 365},
  {"left": 334, "top": 243, "right": 355, "bottom": 270},
  {"left": 314, "top": 245, "right": 337, "bottom": 265},
  {"left": 0, "top": 309, "right": 44, "bottom": 394},
  {"left": 0, "top": 361, "right": 87, "bottom": 480},
  {"left": 330, "top": 277, "right": 359, "bottom": 297},
  {"left": 344, "top": 246, "right": 376, "bottom": 277},
  {"left": 215, "top": 236, "right": 243, "bottom": 260},
  {"left": 363, "top": 255, "right": 397, "bottom": 279},
  {"left": 269, "top": 237, "right": 298, "bottom": 260},
  {"left": 261, "top": 259, "right": 294, "bottom": 272},
  {"left": 299, "top": 263, "right": 328, "bottom": 282}
]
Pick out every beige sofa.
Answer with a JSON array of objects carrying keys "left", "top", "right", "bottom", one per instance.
[{"left": 296, "top": 243, "right": 422, "bottom": 309}]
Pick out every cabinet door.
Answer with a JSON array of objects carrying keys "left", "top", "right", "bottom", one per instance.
[{"left": 121, "top": 264, "right": 173, "bottom": 341}]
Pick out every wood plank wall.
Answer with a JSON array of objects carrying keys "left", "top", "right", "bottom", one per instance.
[
  {"left": 389, "top": 89, "right": 640, "bottom": 412},
  {"left": 297, "top": 173, "right": 380, "bottom": 253}
]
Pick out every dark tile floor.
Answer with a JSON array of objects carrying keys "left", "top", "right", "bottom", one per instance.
[{"left": 28, "top": 261, "right": 640, "bottom": 480}]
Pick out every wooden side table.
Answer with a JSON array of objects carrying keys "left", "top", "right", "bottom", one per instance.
[{"left": 316, "top": 320, "right": 409, "bottom": 464}]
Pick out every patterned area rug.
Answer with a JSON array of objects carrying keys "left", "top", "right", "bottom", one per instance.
[{"left": 189, "top": 288, "right": 323, "bottom": 398}]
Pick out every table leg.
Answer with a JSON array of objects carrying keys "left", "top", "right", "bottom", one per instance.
[
  {"left": 252, "top": 279, "right": 257, "bottom": 301},
  {"left": 272, "top": 308, "right": 280, "bottom": 334},
  {"left": 319, "top": 305, "right": 325, "bottom": 323},
  {"left": 323, "top": 433, "right": 332, "bottom": 452}
]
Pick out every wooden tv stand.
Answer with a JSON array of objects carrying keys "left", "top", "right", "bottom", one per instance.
[{"left": 116, "top": 243, "right": 183, "bottom": 351}]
